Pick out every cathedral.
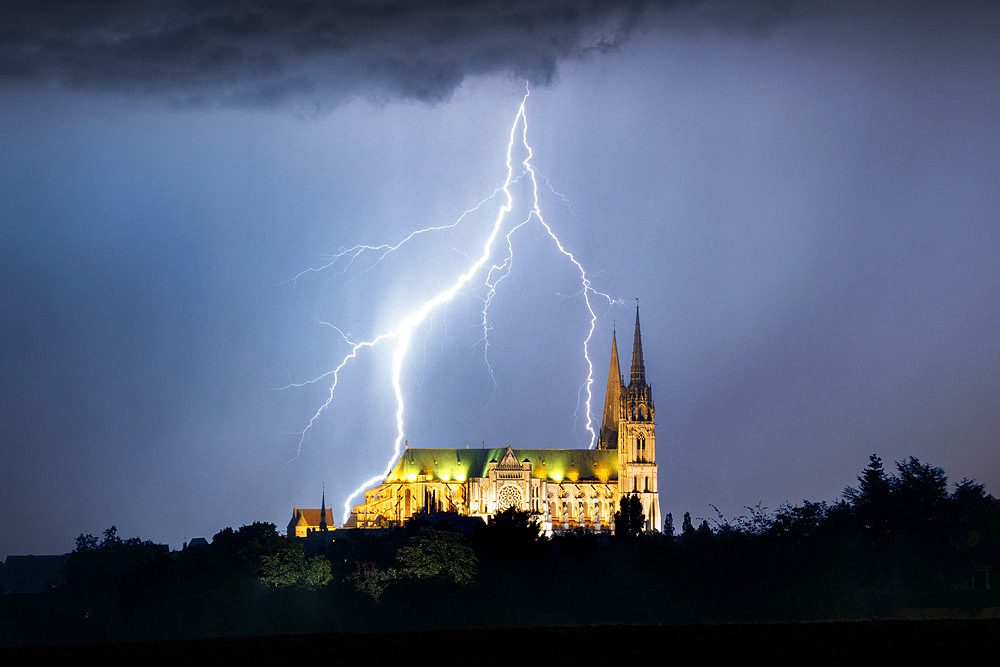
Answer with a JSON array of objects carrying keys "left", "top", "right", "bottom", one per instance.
[{"left": 339, "top": 306, "right": 661, "bottom": 533}]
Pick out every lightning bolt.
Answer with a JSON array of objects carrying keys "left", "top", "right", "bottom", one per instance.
[
  {"left": 286, "top": 86, "right": 619, "bottom": 524},
  {"left": 279, "top": 185, "right": 512, "bottom": 287}
]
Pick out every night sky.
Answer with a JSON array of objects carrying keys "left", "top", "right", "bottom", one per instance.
[{"left": 2, "top": 1, "right": 1000, "bottom": 558}]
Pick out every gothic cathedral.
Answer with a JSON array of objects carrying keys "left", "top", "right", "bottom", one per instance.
[{"left": 305, "top": 306, "right": 661, "bottom": 535}]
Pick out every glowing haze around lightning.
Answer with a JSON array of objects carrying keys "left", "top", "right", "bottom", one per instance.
[{"left": 286, "top": 87, "right": 617, "bottom": 524}]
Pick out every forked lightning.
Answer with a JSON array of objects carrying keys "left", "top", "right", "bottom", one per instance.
[{"left": 285, "top": 86, "right": 619, "bottom": 523}]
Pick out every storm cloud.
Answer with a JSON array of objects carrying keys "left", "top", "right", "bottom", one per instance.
[
  {"left": 6, "top": 1, "right": 998, "bottom": 109},
  {"left": 0, "top": 0, "right": 690, "bottom": 107}
]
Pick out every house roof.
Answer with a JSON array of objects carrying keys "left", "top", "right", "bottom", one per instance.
[{"left": 386, "top": 447, "right": 617, "bottom": 484}]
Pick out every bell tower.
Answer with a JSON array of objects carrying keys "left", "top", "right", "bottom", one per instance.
[{"left": 614, "top": 305, "right": 660, "bottom": 532}]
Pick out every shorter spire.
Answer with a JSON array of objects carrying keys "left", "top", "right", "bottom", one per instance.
[{"left": 598, "top": 329, "right": 623, "bottom": 449}]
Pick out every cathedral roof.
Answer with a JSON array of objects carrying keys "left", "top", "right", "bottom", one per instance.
[
  {"left": 289, "top": 508, "right": 334, "bottom": 529},
  {"left": 386, "top": 447, "right": 617, "bottom": 484}
]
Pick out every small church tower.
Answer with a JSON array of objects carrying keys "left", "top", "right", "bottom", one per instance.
[{"left": 599, "top": 305, "right": 661, "bottom": 532}]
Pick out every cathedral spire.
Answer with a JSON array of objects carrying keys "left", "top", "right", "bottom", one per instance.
[
  {"left": 598, "top": 330, "right": 623, "bottom": 449},
  {"left": 319, "top": 484, "right": 328, "bottom": 531},
  {"left": 630, "top": 303, "right": 646, "bottom": 385}
]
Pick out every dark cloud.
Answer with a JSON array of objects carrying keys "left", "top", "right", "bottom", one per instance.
[
  {"left": 0, "top": 0, "right": 672, "bottom": 107},
  {"left": 6, "top": 0, "right": 999, "bottom": 108}
]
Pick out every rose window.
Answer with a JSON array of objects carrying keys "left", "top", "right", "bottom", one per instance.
[{"left": 497, "top": 486, "right": 522, "bottom": 511}]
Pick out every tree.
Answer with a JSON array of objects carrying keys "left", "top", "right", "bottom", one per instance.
[
  {"left": 857, "top": 454, "right": 892, "bottom": 505},
  {"left": 482, "top": 505, "right": 542, "bottom": 552},
  {"left": 695, "top": 519, "right": 713, "bottom": 543},
  {"left": 845, "top": 454, "right": 893, "bottom": 539},
  {"left": 614, "top": 493, "right": 645, "bottom": 539},
  {"left": 680, "top": 511, "right": 695, "bottom": 543},
  {"left": 63, "top": 525, "right": 169, "bottom": 618},
  {"left": 663, "top": 512, "right": 675, "bottom": 538},
  {"left": 258, "top": 540, "right": 331, "bottom": 590},
  {"left": 395, "top": 528, "right": 477, "bottom": 586},
  {"left": 950, "top": 478, "right": 1000, "bottom": 561},
  {"left": 348, "top": 561, "right": 396, "bottom": 602},
  {"left": 894, "top": 456, "right": 948, "bottom": 522},
  {"left": 74, "top": 532, "right": 99, "bottom": 552},
  {"left": 211, "top": 522, "right": 284, "bottom": 566}
]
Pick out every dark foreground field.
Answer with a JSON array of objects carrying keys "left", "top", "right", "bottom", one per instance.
[{"left": 3, "top": 620, "right": 999, "bottom": 666}]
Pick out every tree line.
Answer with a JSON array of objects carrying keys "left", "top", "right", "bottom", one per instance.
[{"left": 4, "top": 454, "right": 997, "bottom": 643}]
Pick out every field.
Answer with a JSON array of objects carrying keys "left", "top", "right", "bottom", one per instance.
[{"left": 3, "top": 620, "right": 999, "bottom": 666}]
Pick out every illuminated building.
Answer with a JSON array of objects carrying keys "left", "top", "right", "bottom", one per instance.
[
  {"left": 345, "top": 306, "right": 661, "bottom": 533},
  {"left": 287, "top": 489, "right": 335, "bottom": 537}
]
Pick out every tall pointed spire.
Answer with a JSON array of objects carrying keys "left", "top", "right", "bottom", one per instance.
[
  {"left": 598, "top": 330, "right": 623, "bottom": 449},
  {"left": 630, "top": 303, "right": 646, "bottom": 385},
  {"left": 319, "top": 484, "right": 328, "bottom": 531}
]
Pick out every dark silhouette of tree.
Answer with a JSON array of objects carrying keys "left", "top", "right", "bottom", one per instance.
[
  {"left": 695, "top": 519, "right": 713, "bottom": 543},
  {"left": 845, "top": 454, "right": 893, "bottom": 541},
  {"left": 63, "top": 525, "right": 169, "bottom": 619},
  {"left": 770, "top": 500, "right": 830, "bottom": 542},
  {"left": 614, "top": 493, "right": 645, "bottom": 539},
  {"left": 75, "top": 532, "right": 99, "bottom": 551},
  {"left": 680, "top": 512, "right": 695, "bottom": 544},
  {"left": 211, "top": 521, "right": 284, "bottom": 566},
  {"left": 851, "top": 454, "right": 892, "bottom": 503},
  {"left": 41, "top": 453, "right": 1000, "bottom": 640},
  {"left": 480, "top": 505, "right": 542, "bottom": 554},
  {"left": 894, "top": 456, "right": 948, "bottom": 527},
  {"left": 949, "top": 478, "right": 1000, "bottom": 585},
  {"left": 663, "top": 512, "right": 674, "bottom": 538}
]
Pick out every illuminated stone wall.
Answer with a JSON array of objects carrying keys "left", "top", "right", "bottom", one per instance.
[{"left": 348, "top": 445, "right": 621, "bottom": 533}]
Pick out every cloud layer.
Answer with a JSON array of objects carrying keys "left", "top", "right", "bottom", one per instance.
[{"left": 0, "top": 0, "right": 675, "bottom": 107}]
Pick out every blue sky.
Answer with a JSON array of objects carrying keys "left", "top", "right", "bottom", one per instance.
[{"left": 2, "top": 1, "right": 999, "bottom": 556}]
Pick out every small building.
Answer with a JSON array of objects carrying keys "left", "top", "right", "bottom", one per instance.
[{"left": 287, "top": 489, "right": 335, "bottom": 538}]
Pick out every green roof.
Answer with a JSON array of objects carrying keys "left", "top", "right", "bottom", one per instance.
[{"left": 386, "top": 447, "right": 617, "bottom": 483}]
